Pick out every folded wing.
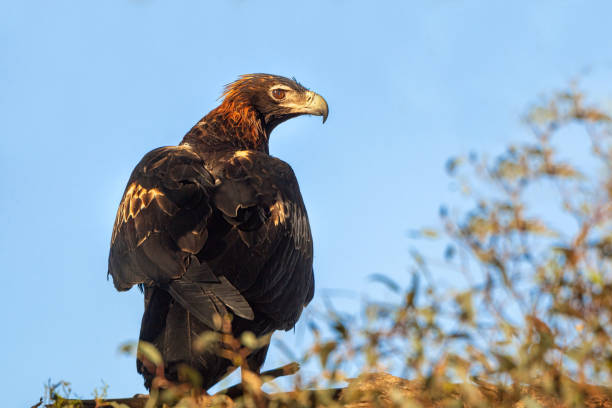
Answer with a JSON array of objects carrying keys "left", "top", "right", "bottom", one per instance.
[{"left": 108, "top": 146, "right": 254, "bottom": 326}]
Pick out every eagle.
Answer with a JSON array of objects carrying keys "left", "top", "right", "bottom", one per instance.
[{"left": 108, "top": 74, "right": 328, "bottom": 390}]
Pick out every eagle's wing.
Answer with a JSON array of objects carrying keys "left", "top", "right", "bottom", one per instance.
[
  {"left": 206, "top": 151, "right": 315, "bottom": 329},
  {"left": 108, "top": 146, "right": 254, "bottom": 328}
]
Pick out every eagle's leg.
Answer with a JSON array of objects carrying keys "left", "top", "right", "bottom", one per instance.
[
  {"left": 238, "top": 343, "right": 270, "bottom": 403},
  {"left": 245, "top": 343, "right": 270, "bottom": 375}
]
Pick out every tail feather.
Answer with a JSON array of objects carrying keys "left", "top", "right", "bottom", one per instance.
[
  {"left": 137, "top": 286, "right": 240, "bottom": 390},
  {"left": 167, "top": 276, "right": 254, "bottom": 329},
  {"left": 138, "top": 285, "right": 273, "bottom": 390}
]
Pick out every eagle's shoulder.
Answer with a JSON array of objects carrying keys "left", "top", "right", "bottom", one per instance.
[{"left": 200, "top": 149, "right": 302, "bottom": 219}]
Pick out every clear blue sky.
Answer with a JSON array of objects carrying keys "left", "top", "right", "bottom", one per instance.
[{"left": 1, "top": 1, "right": 612, "bottom": 406}]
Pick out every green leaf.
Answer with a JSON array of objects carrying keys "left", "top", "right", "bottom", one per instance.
[
  {"left": 194, "top": 331, "right": 220, "bottom": 352},
  {"left": 241, "top": 331, "right": 258, "bottom": 349},
  {"left": 137, "top": 341, "right": 163, "bottom": 367},
  {"left": 369, "top": 274, "right": 400, "bottom": 293}
]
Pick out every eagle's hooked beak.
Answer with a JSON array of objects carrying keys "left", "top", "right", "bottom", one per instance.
[{"left": 304, "top": 91, "right": 329, "bottom": 123}]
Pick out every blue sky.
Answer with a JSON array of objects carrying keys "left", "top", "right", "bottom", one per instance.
[{"left": 2, "top": 1, "right": 612, "bottom": 406}]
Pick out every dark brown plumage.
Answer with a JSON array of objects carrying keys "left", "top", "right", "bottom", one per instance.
[{"left": 108, "top": 74, "right": 328, "bottom": 390}]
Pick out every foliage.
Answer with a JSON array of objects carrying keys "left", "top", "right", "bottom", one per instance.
[
  {"left": 47, "top": 86, "right": 612, "bottom": 407},
  {"left": 298, "top": 85, "right": 612, "bottom": 406}
]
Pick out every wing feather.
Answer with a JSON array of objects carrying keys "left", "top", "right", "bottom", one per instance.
[
  {"left": 109, "top": 146, "right": 254, "bottom": 326},
  {"left": 204, "top": 151, "right": 315, "bottom": 328},
  {"left": 110, "top": 146, "right": 314, "bottom": 331}
]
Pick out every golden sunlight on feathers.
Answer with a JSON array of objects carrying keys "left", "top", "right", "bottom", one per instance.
[
  {"left": 111, "top": 183, "right": 168, "bottom": 244},
  {"left": 270, "top": 200, "right": 288, "bottom": 226},
  {"left": 232, "top": 150, "right": 251, "bottom": 159}
]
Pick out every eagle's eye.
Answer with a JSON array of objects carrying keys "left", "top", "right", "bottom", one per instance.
[{"left": 272, "top": 88, "right": 286, "bottom": 100}]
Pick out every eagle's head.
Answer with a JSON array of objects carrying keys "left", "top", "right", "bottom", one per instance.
[
  {"left": 187, "top": 74, "right": 328, "bottom": 151},
  {"left": 221, "top": 74, "right": 328, "bottom": 132}
]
